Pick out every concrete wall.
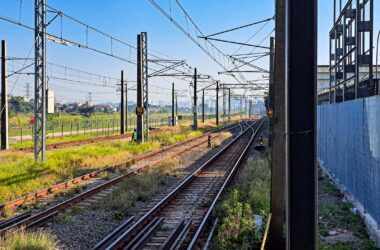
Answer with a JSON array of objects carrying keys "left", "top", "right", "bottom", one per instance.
[{"left": 318, "top": 96, "right": 380, "bottom": 226}]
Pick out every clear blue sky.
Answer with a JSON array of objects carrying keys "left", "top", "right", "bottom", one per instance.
[{"left": 0, "top": 0, "right": 379, "bottom": 104}]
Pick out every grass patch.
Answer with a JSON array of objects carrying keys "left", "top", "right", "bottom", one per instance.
[
  {"left": 0, "top": 126, "right": 204, "bottom": 205},
  {"left": 213, "top": 156, "right": 271, "bottom": 250},
  {"left": 0, "top": 230, "right": 58, "bottom": 250}
]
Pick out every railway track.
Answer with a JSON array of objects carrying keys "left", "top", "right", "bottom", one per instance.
[
  {"left": 0, "top": 123, "right": 242, "bottom": 236},
  {"left": 94, "top": 119, "right": 264, "bottom": 250}
]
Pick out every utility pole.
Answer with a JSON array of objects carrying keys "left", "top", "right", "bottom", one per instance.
[
  {"left": 1, "top": 40, "right": 9, "bottom": 150},
  {"left": 202, "top": 89, "right": 205, "bottom": 123},
  {"left": 171, "top": 82, "right": 175, "bottom": 126},
  {"left": 244, "top": 97, "right": 247, "bottom": 118},
  {"left": 285, "top": 0, "right": 317, "bottom": 249},
  {"left": 125, "top": 78, "right": 128, "bottom": 131},
  {"left": 136, "top": 33, "right": 144, "bottom": 143},
  {"left": 88, "top": 92, "right": 92, "bottom": 105},
  {"left": 175, "top": 94, "right": 178, "bottom": 117},
  {"left": 269, "top": 3, "right": 286, "bottom": 248},
  {"left": 228, "top": 88, "right": 231, "bottom": 122},
  {"left": 120, "top": 70, "right": 125, "bottom": 135},
  {"left": 216, "top": 81, "right": 219, "bottom": 126},
  {"left": 26, "top": 82, "right": 30, "bottom": 99},
  {"left": 240, "top": 98, "right": 243, "bottom": 118},
  {"left": 192, "top": 68, "right": 198, "bottom": 130},
  {"left": 248, "top": 100, "right": 252, "bottom": 119},
  {"left": 269, "top": 36, "right": 275, "bottom": 146},
  {"left": 222, "top": 87, "right": 226, "bottom": 122},
  {"left": 141, "top": 32, "right": 149, "bottom": 140},
  {"left": 34, "top": 0, "right": 47, "bottom": 161}
]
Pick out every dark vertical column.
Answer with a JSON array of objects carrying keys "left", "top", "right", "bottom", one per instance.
[
  {"left": 248, "top": 100, "right": 252, "bottom": 118},
  {"left": 175, "top": 94, "right": 178, "bottom": 117},
  {"left": 136, "top": 34, "right": 144, "bottom": 143},
  {"left": 269, "top": 36, "right": 275, "bottom": 145},
  {"left": 1, "top": 40, "right": 9, "bottom": 150},
  {"left": 172, "top": 82, "right": 175, "bottom": 126},
  {"left": 269, "top": 0, "right": 286, "bottom": 248},
  {"left": 354, "top": 0, "right": 360, "bottom": 99},
  {"left": 228, "top": 88, "right": 231, "bottom": 121},
  {"left": 286, "top": 0, "right": 317, "bottom": 249},
  {"left": 216, "top": 81, "right": 219, "bottom": 126},
  {"left": 126, "top": 79, "right": 128, "bottom": 131},
  {"left": 240, "top": 98, "right": 243, "bottom": 118},
  {"left": 222, "top": 87, "right": 226, "bottom": 121},
  {"left": 120, "top": 70, "right": 125, "bottom": 135},
  {"left": 329, "top": 28, "right": 332, "bottom": 103},
  {"left": 244, "top": 97, "right": 248, "bottom": 118},
  {"left": 369, "top": 0, "right": 374, "bottom": 91},
  {"left": 193, "top": 68, "right": 198, "bottom": 130},
  {"left": 202, "top": 89, "right": 205, "bottom": 123}
]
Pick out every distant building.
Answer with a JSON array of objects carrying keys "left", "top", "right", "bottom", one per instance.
[{"left": 317, "top": 65, "right": 380, "bottom": 104}]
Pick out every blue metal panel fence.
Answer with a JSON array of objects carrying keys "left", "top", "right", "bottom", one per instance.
[{"left": 318, "top": 96, "right": 380, "bottom": 225}]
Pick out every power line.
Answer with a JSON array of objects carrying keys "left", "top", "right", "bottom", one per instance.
[{"left": 147, "top": 0, "right": 243, "bottom": 84}]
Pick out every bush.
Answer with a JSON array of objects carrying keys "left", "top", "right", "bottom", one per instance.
[{"left": 214, "top": 158, "right": 271, "bottom": 250}]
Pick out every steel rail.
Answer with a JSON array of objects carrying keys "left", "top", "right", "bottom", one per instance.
[
  {"left": 96, "top": 120, "right": 259, "bottom": 250},
  {"left": 0, "top": 123, "right": 241, "bottom": 235},
  {"left": 187, "top": 119, "right": 264, "bottom": 249}
]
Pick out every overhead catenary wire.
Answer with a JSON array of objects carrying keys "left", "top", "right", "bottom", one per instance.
[{"left": 147, "top": 0, "right": 243, "bottom": 84}]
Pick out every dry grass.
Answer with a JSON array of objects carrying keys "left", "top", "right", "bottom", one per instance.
[{"left": 0, "top": 230, "right": 58, "bottom": 250}]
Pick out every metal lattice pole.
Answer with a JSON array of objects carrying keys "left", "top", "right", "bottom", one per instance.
[
  {"left": 202, "top": 89, "right": 205, "bottom": 123},
  {"left": 216, "top": 81, "right": 219, "bottom": 126},
  {"left": 228, "top": 88, "right": 231, "bottom": 122},
  {"left": 141, "top": 32, "right": 149, "bottom": 140},
  {"left": 34, "top": 0, "right": 47, "bottom": 161},
  {"left": 120, "top": 70, "right": 126, "bottom": 135},
  {"left": 1, "top": 40, "right": 9, "bottom": 150},
  {"left": 192, "top": 68, "right": 198, "bottom": 130},
  {"left": 136, "top": 34, "right": 144, "bottom": 143},
  {"left": 172, "top": 82, "right": 175, "bottom": 126}
]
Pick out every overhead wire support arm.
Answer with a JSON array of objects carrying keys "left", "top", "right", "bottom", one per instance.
[
  {"left": 148, "top": 60, "right": 186, "bottom": 78},
  {"left": 6, "top": 62, "right": 34, "bottom": 78},
  {"left": 219, "top": 70, "right": 269, "bottom": 74},
  {"left": 198, "top": 36, "right": 271, "bottom": 50},
  {"left": 151, "top": 73, "right": 210, "bottom": 79},
  {"left": 201, "top": 16, "right": 275, "bottom": 38}
]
